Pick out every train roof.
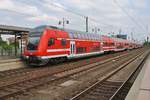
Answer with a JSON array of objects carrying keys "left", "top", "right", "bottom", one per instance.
[
  {"left": 112, "top": 37, "right": 136, "bottom": 44},
  {"left": 65, "top": 29, "right": 102, "bottom": 41},
  {"left": 30, "top": 25, "right": 141, "bottom": 45},
  {"left": 31, "top": 25, "right": 102, "bottom": 41},
  {"left": 29, "top": 25, "right": 60, "bottom": 36},
  {"left": 101, "top": 35, "right": 115, "bottom": 43}
]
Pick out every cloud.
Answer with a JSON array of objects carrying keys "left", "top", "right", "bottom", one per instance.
[
  {"left": 0, "top": 0, "right": 149, "bottom": 42},
  {"left": 0, "top": 0, "right": 60, "bottom": 23},
  {"left": 27, "top": 14, "right": 58, "bottom": 22},
  {"left": 43, "top": 0, "right": 67, "bottom": 13},
  {"left": 0, "top": 0, "right": 40, "bottom": 16},
  {"left": 131, "top": 0, "right": 147, "bottom": 9}
]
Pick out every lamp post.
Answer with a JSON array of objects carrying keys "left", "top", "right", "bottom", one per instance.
[
  {"left": 92, "top": 27, "right": 100, "bottom": 34},
  {"left": 58, "top": 18, "right": 69, "bottom": 30},
  {"left": 85, "top": 16, "right": 88, "bottom": 32}
]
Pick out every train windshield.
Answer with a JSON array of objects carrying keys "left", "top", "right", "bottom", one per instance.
[{"left": 27, "top": 37, "right": 40, "bottom": 51}]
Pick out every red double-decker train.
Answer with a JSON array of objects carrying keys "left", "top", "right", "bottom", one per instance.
[{"left": 23, "top": 25, "right": 142, "bottom": 66}]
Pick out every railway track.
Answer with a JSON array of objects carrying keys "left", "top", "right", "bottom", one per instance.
[
  {"left": 69, "top": 49, "right": 149, "bottom": 100},
  {"left": 0, "top": 50, "right": 129, "bottom": 79},
  {"left": 0, "top": 48, "right": 147, "bottom": 99}
]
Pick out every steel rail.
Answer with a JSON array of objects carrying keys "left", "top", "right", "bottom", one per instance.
[
  {"left": 109, "top": 50, "right": 150, "bottom": 100},
  {"left": 0, "top": 49, "right": 145, "bottom": 99},
  {"left": 69, "top": 50, "right": 148, "bottom": 100}
]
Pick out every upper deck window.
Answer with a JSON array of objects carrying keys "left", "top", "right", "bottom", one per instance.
[{"left": 69, "top": 32, "right": 74, "bottom": 39}]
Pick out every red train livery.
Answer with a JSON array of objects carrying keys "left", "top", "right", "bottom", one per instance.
[{"left": 24, "top": 25, "right": 142, "bottom": 66}]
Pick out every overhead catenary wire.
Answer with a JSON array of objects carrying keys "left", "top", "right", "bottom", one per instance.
[
  {"left": 0, "top": 0, "right": 143, "bottom": 35},
  {"left": 113, "top": 0, "right": 146, "bottom": 33},
  {"left": 129, "top": 1, "right": 147, "bottom": 30},
  {"left": 48, "top": 0, "right": 141, "bottom": 34},
  {"left": 0, "top": 0, "right": 121, "bottom": 32},
  {"left": 0, "top": 8, "right": 35, "bottom": 17},
  {"left": 48, "top": 1, "right": 116, "bottom": 28},
  {"left": 0, "top": 7, "right": 91, "bottom": 32}
]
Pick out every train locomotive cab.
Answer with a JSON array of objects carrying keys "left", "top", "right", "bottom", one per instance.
[
  {"left": 24, "top": 25, "right": 70, "bottom": 66},
  {"left": 24, "top": 26, "right": 48, "bottom": 66}
]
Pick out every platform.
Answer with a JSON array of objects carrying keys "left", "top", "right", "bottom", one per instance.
[
  {"left": 125, "top": 54, "right": 150, "bottom": 100},
  {"left": 0, "top": 58, "right": 26, "bottom": 71},
  {"left": 0, "top": 58, "right": 20, "bottom": 63}
]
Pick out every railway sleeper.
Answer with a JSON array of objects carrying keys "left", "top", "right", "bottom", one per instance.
[{"left": 0, "top": 89, "right": 22, "bottom": 99}]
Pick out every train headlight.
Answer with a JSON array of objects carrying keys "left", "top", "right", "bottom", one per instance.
[{"left": 25, "top": 56, "right": 29, "bottom": 59}]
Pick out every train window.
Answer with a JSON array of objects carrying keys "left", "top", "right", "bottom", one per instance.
[
  {"left": 84, "top": 34, "right": 86, "bottom": 39},
  {"left": 112, "top": 43, "right": 115, "bottom": 46},
  {"left": 89, "top": 34, "right": 92, "bottom": 40},
  {"left": 83, "top": 34, "right": 86, "bottom": 39},
  {"left": 74, "top": 33, "right": 78, "bottom": 39},
  {"left": 61, "top": 39, "right": 67, "bottom": 46},
  {"left": 91, "top": 34, "right": 93, "bottom": 40},
  {"left": 80, "top": 34, "right": 84, "bottom": 39},
  {"left": 93, "top": 34, "right": 95, "bottom": 40},
  {"left": 81, "top": 34, "right": 84, "bottom": 39},
  {"left": 94, "top": 35, "right": 97, "bottom": 40},
  {"left": 99, "top": 35, "right": 101, "bottom": 40},
  {"left": 76, "top": 47, "right": 86, "bottom": 54},
  {"left": 84, "top": 34, "right": 87, "bottom": 40},
  {"left": 93, "top": 46, "right": 100, "bottom": 51},
  {"left": 88, "top": 34, "right": 91, "bottom": 40},
  {"left": 91, "top": 35, "right": 93, "bottom": 40},
  {"left": 79, "top": 34, "right": 82, "bottom": 39},
  {"left": 69, "top": 32, "right": 74, "bottom": 39},
  {"left": 77, "top": 33, "right": 81, "bottom": 39},
  {"left": 84, "top": 34, "right": 86, "bottom": 40},
  {"left": 48, "top": 38, "right": 55, "bottom": 46},
  {"left": 92, "top": 34, "right": 95, "bottom": 40},
  {"left": 86, "top": 34, "right": 89, "bottom": 40},
  {"left": 96, "top": 35, "right": 98, "bottom": 40},
  {"left": 97, "top": 35, "right": 99, "bottom": 40},
  {"left": 103, "top": 42, "right": 108, "bottom": 46},
  {"left": 55, "top": 31, "right": 59, "bottom": 36}
]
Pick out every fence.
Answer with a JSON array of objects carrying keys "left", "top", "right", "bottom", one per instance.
[{"left": 0, "top": 47, "right": 21, "bottom": 57}]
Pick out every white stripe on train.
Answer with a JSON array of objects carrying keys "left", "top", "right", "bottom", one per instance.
[
  {"left": 47, "top": 49, "right": 70, "bottom": 52},
  {"left": 42, "top": 48, "right": 125, "bottom": 59},
  {"left": 41, "top": 51, "right": 104, "bottom": 59}
]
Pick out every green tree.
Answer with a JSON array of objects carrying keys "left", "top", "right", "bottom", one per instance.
[{"left": 143, "top": 41, "right": 150, "bottom": 46}]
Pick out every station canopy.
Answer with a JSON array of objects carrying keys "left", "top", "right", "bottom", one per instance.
[
  {"left": 0, "top": 25, "right": 31, "bottom": 35},
  {"left": 0, "top": 25, "right": 31, "bottom": 56}
]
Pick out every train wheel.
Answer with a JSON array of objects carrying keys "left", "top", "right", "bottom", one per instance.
[
  {"left": 50, "top": 58, "right": 59, "bottom": 64},
  {"left": 49, "top": 57, "right": 67, "bottom": 65},
  {"left": 39, "top": 59, "right": 49, "bottom": 66},
  {"left": 60, "top": 57, "right": 67, "bottom": 63}
]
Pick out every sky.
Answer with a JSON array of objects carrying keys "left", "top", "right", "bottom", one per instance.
[{"left": 0, "top": 0, "right": 149, "bottom": 42}]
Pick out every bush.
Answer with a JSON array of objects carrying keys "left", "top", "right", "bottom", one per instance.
[{"left": 143, "top": 41, "right": 150, "bottom": 46}]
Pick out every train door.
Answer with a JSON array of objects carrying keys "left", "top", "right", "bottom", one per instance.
[{"left": 70, "top": 41, "right": 76, "bottom": 56}]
